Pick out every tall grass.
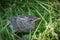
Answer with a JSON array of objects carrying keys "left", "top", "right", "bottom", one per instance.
[{"left": 0, "top": 0, "right": 60, "bottom": 40}]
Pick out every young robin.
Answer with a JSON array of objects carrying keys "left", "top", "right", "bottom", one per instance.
[
  {"left": 7, "top": 15, "right": 40, "bottom": 40},
  {"left": 8, "top": 15, "right": 39, "bottom": 33}
]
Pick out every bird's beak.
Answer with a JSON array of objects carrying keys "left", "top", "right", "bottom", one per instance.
[{"left": 32, "top": 18, "right": 40, "bottom": 23}]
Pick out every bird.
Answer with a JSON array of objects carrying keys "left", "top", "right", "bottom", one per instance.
[{"left": 7, "top": 15, "right": 40, "bottom": 40}]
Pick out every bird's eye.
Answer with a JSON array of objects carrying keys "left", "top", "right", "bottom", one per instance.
[{"left": 29, "top": 19, "right": 34, "bottom": 21}]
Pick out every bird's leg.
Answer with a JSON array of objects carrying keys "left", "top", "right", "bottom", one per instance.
[{"left": 13, "top": 33, "right": 23, "bottom": 40}]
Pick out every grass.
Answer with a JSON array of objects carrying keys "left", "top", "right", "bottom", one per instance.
[{"left": 0, "top": 0, "right": 60, "bottom": 40}]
